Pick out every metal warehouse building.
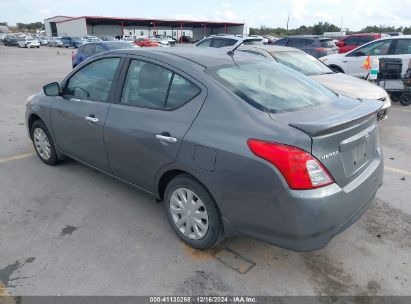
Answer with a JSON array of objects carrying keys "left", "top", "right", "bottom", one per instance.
[{"left": 44, "top": 16, "right": 247, "bottom": 41}]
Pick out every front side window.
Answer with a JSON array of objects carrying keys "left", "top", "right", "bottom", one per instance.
[
  {"left": 349, "top": 39, "right": 392, "bottom": 56},
  {"left": 207, "top": 62, "right": 335, "bottom": 113},
  {"left": 65, "top": 58, "right": 120, "bottom": 102},
  {"left": 392, "top": 39, "right": 411, "bottom": 55},
  {"left": 121, "top": 60, "right": 200, "bottom": 110},
  {"left": 272, "top": 51, "right": 333, "bottom": 76}
]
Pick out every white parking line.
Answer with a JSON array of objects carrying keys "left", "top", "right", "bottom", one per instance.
[
  {"left": 0, "top": 152, "right": 35, "bottom": 164},
  {"left": 385, "top": 166, "right": 411, "bottom": 177}
]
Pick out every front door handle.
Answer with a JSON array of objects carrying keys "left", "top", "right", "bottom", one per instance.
[
  {"left": 85, "top": 116, "right": 99, "bottom": 124},
  {"left": 156, "top": 134, "right": 177, "bottom": 144}
]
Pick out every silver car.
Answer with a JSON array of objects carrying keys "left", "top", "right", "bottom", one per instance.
[
  {"left": 25, "top": 48, "right": 384, "bottom": 251},
  {"left": 240, "top": 45, "right": 391, "bottom": 121}
]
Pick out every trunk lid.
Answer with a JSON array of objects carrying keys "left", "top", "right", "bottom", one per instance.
[{"left": 269, "top": 97, "right": 383, "bottom": 187}]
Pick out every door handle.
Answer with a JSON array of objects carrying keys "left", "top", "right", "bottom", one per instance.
[
  {"left": 85, "top": 116, "right": 99, "bottom": 124},
  {"left": 156, "top": 134, "right": 177, "bottom": 144}
]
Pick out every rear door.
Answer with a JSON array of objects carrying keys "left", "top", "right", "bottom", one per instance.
[
  {"left": 104, "top": 57, "right": 207, "bottom": 191},
  {"left": 50, "top": 57, "right": 122, "bottom": 171}
]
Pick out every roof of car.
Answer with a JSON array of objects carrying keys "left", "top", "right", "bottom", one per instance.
[
  {"left": 239, "top": 45, "right": 302, "bottom": 53},
  {"left": 103, "top": 47, "right": 264, "bottom": 68},
  {"left": 286, "top": 35, "right": 330, "bottom": 39}
]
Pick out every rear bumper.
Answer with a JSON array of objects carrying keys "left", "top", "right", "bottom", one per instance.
[{"left": 223, "top": 149, "right": 384, "bottom": 252}]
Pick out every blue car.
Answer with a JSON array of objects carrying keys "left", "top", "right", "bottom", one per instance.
[
  {"left": 60, "top": 37, "right": 82, "bottom": 48},
  {"left": 72, "top": 41, "right": 137, "bottom": 68}
]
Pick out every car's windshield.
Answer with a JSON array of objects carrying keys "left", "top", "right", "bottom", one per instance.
[
  {"left": 271, "top": 51, "right": 333, "bottom": 76},
  {"left": 207, "top": 61, "right": 335, "bottom": 113}
]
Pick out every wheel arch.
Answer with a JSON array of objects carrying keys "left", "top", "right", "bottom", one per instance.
[{"left": 28, "top": 113, "right": 43, "bottom": 139}]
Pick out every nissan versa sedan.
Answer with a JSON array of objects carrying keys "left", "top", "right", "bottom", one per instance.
[
  {"left": 25, "top": 48, "right": 384, "bottom": 251},
  {"left": 239, "top": 45, "right": 391, "bottom": 120}
]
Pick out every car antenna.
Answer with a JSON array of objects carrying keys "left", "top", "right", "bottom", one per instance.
[{"left": 227, "top": 40, "right": 244, "bottom": 56}]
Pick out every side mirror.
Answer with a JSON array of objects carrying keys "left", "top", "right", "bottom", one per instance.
[
  {"left": 43, "top": 82, "right": 60, "bottom": 96},
  {"left": 336, "top": 41, "right": 345, "bottom": 47}
]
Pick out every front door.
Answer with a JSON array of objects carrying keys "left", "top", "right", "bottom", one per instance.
[
  {"left": 51, "top": 57, "right": 121, "bottom": 171},
  {"left": 345, "top": 39, "right": 394, "bottom": 78},
  {"left": 104, "top": 58, "right": 206, "bottom": 191}
]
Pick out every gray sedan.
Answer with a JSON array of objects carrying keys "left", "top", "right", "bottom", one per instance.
[{"left": 25, "top": 48, "right": 384, "bottom": 251}]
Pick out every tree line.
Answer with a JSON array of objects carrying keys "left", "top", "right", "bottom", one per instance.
[{"left": 250, "top": 22, "right": 411, "bottom": 36}]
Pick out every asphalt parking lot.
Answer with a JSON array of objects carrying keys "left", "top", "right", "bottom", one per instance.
[{"left": 0, "top": 45, "right": 410, "bottom": 296}]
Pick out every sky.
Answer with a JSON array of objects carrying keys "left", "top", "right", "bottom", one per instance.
[{"left": 1, "top": 0, "right": 411, "bottom": 31}]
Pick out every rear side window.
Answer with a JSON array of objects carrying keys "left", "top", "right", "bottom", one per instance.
[
  {"left": 65, "top": 58, "right": 120, "bottom": 102},
  {"left": 211, "top": 38, "right": 237, "bottom": 48},
  {"left": 207, "top": 62, "right": 335, "bottom": 113},
  {"left": 196, "top": 39, "right": 212, "bottom": 47},
  {"left": 83, "top": 44, "right": 95, "bottom": 56},
  {"left": 94, "top": 44, "right": 106, "bottom": 54},
  {"left": 121, "top": 60, "right": 200, "bottom": 110},
  {"left": 166, "top": 74, "right": 201, "bottom": 110}
]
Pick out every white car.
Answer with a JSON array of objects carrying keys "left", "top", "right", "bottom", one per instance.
[
  {"left": 17, "top": 38, "right": 40, "bottom": 48},
  {"left": 239, "top": 45, "right": 391, "bottom": 120},
  {"left": 320, "top": 35, "right": 411, "bottom": 78}
]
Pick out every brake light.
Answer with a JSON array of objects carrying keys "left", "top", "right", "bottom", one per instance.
[
  {"left": 71, "top": 50, "right": 75, "bottom": 60},
  {"left": 247, "top": 139, "right": 334, "bottom": 190},
  {"left": 315, "top": 47, "right": 328, "bottom": 52}
]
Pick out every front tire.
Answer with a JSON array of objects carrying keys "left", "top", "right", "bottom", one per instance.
[
  {"left": 31, "top": 120, "right": 60, "bottom": 166},
  {"left": 164, "top": 174, "right": 223, "bottom": 250}
]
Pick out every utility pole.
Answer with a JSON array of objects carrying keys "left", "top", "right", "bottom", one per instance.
[{"left": 286, "top": 16, "right": 290, "bottom": 35}]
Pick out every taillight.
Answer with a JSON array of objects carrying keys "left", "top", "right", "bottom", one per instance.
[
  {"left": 315, "top": 47, "right": 328, "bottom": 52},
  {"left": 71, "top": 51, "right": 75, "bottom": 60},
  {"left": 247, "top": 139, "right": 334, "bottom": 190}
]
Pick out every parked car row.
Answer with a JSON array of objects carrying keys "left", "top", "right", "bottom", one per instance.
[{"left": 26, "top": 31, "right": 391, "bottom": 252}]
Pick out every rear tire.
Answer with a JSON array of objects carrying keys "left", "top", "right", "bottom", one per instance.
[
  {"left": 164, "top": 174, "right": 223, "bottom": 250},
  {"left": 31, "top": 120, "right": 61, "bottom": 166},
  {"left": 400, "top": 93, "right": 411, "bottom": 106}
]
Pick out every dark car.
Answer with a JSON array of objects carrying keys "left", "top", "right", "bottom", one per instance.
[
  {"left": 27, "top": 48, "right": 383, "bottom": 252},
  {"left": 60, "top": 37, "right": 82, "bottom": 48},
  {"left": 274, "top": 36, "right": 339, "bottom": 58},
  {"left": 178, "top": 35, "right": 195, "bottom": 44},
  {"left": 3, "top": 36, "right": 22, "bottom": 46},
  {"left": 72, "top": 41, "right": 138, "bottom": 68}
]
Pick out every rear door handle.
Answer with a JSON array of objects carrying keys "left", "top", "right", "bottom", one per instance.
[
  {"left": 156, "top": 134, "right": 177, "bottom": 144},
  {"left": 85, "top": 116, "right": 99, "bottom": 124}
]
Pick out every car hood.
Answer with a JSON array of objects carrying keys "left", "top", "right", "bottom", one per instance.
[{"left": 310, "top": 73, "right": 388, "bottom": 100}]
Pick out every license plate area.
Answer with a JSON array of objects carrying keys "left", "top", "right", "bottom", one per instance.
[{"left": 341, "top": 130, "right": 377, "bottom": 177}]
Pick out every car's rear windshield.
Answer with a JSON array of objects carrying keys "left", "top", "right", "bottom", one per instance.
[
  {"left": 244, "top": 39, "right": 264, "bottom": 45},
  {"left": 207, "top": 61, "right": 335, "bottom": 113},
  {"left": 106, "top": 42, "right": 136, "bottom": 49},
  {"left": 320, "top": 39, "right": 335, "bottom": 48},
  {"left": 271, "top": 51, "right": 333, "bottom": 76}
]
